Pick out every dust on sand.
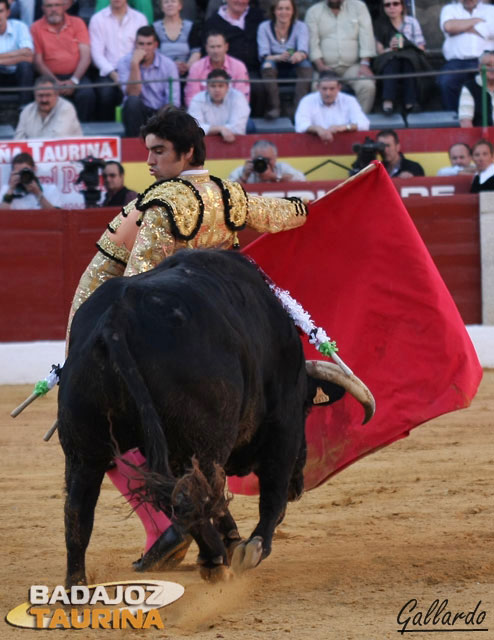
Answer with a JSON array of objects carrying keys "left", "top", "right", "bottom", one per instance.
[{"left": 1, "top": 373, "right": 493, "bottom": 639}]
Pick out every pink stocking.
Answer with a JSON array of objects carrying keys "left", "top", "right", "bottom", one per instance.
[{"left": 106, "top": 448, "right": 172, "bottom": 552}]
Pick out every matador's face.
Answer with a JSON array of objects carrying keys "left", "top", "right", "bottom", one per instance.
[{"left": 145, "top": 134, "right": 194, "bottom": 181}]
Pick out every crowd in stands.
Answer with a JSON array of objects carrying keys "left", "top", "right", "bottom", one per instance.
[
  {"left": 2, "top": 0, "right": 494, "bottom": 194},
  {"left": 3, "top": 0, "right": 494, "bottom": 133}
]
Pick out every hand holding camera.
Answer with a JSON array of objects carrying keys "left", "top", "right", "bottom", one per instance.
[{"left": 8, "top": 167, "right": 41, "bottom": 198}]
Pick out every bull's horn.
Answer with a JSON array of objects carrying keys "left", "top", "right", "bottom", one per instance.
[{"left": 305, "top": 360, "right": 376, "bottom": 425}]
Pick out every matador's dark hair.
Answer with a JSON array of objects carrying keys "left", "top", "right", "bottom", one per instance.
[{"left": 141, "top": 106, "right": 206, "bottom": 167}]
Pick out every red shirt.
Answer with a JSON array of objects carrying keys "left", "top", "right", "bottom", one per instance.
[{"left": 31, "top": 15, "right": 89, "bottom": 76}]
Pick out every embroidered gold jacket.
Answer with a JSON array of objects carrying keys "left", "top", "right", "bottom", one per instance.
[{"left": 69, "top": 171, "right": 307, "bottom": 328}]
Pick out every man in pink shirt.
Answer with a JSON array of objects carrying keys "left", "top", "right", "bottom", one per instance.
[
  {"left": 31, "top": 0, "right": 95, "bottom": 120},
  {"left": 184, "top": 31, "right": 250, "bottom": 108}
]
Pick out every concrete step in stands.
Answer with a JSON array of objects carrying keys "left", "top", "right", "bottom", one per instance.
[
  {"left": 0, "top": 124, "right": 15, "bottom": 139},
  {"left": 405, "top": 111, "right": 459, "bottom": 128},
  {"left": 81, "top": 121, "right": 125, "bottom": 137},
  {"left": 368, "top": 113, "right": 406, "bottom": 130},
  {"left": 251, "top": 117, "right": 295, "bottom": 134}
]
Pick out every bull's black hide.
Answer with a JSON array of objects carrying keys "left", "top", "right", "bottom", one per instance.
[{"left": 58, "top": 249, "right": 343, "bottom": 585}]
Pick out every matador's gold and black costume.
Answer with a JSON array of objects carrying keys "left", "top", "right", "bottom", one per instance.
[{"left": 69, "top": 169, "right": 308, "bottom": 325}]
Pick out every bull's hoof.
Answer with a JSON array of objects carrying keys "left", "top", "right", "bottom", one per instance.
[
  {"left": 225, "top": 537, "right": 244, "bottom": 564},
  {"left": 199, "top": 564, "right": 233, "bottom": 583},
  {"left": 133, "top": 526, "right": 192, "bottom": 572},
  {"left": 231, "top": 536, "right": 263, "bottom": 575}
]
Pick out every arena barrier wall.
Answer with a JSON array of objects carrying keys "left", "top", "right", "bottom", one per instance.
[{"left": 0, "top": 190, "right": 481, "bottom": 345}]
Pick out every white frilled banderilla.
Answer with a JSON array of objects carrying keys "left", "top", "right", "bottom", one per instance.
[{"left": 10, "top": 283, "right": 373, "bottom": 437}]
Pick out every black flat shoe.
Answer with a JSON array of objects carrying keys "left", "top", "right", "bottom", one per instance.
[{"left": 133, "top": 525, "right": 193, "bottom": 572}]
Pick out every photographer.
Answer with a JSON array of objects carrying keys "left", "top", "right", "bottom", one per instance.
[
  {"left": 228, "top": 139, "right": 306, "bottom": 184},
  {"left": 376, "top": 128, "right": 424, "bottom": 178},
  {"left": 0, "top": 152, "right": 61, "bottom": 209}
]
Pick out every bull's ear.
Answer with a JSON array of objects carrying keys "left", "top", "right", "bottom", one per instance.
[{"left": 313, "top": 386, "right": 330, "bottom": 405}]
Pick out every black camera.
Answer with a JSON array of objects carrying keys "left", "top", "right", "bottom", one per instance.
[
  {"left": 13, "top": 167, "right": 39, "bottom": 196},
  {"left": 252, "top": 156, "right": 269, "bottom": 174},
  {"left": 350, "top": 137, "right": 386, "bottom": 175},
  {"left": 76, "top": 156, "right": 106, "bottom": 208}
]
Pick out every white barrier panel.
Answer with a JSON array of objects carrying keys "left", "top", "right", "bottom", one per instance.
[{"left": 0, "top": 328, "right": 493, "bottom": 385}]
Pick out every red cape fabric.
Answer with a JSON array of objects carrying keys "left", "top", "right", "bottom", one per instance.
[{"left": 228, "top": 162, "right": 482, "bottom": 495}]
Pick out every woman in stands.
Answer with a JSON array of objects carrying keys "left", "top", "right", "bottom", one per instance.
[
  {"left": 257, "top": 0, "right": 312, "bottom": 120},
  {"left": 153, "top": 0, "right": 201, "bottom": 79},
  {"left": 470, "top": 139, "right": 494, "bottom": 193},
  {"left": 372, "top": 0, "right": 428, "bottom": 115}
]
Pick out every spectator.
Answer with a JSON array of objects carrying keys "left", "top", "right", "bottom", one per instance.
[
  {"left": 31, "top": 0, "right": 96, "bottom": 121},
  {"left": 101, "top": 160, "right": 138, "bottom": 205},
  {"left": 153, "top": 0, "right": 201, "bottom": 78},
  {"left": 372, "top": 0, "right": 429, "bottom": 114},
  {"left": 305, "top": 0, "right": 376, "bottom": 114},
  {"left": 188, "top": 68, "right": 250, "bottom": 141},
  {"left": 470, "top": 138, "right": 494, "bottom": 192},
  {"left": 0, "top": 152, "right": 62, "bottom": 209},
  {"left": 257, "top": 0, "right": 312, "bottom": 119},
  {"left": 117, "top": 25, "right": 180, "bottom": 137},
  {"left": 203, "top": 0, "right": 265, "bottom": 116},
  {"left": 459, "top": 50, "right": 494, "bottom": 127},
  {"left": 185, "top": 30, "right": 250, "bottom": 107},
  {"left": 95, "top": 0, "right": 153, "bottom": 23},
  {"left": 0, "top": 0, "right": 34, "bottom": 107},
  {"left": 228, "top": 138, "right": 306, "bottom": 183},
  {"left": 89, "top": 0, "right": 148, "bottom": 121},
  {"left": 437, "top": 142, "right": 475, "bottom": 176},
  {"left": 295, "top": 71, "right": 369, "bottom": 141},
  {"left": 14, "top": 75, "right": 83, "bottom": 138},
  {"left": 9, "top": 0, "right": 36, "bottom": 26},
  {"left": 376, "top": 128, "right": 424, "bottom": 177},
  {"left": 67, "top": 0, "right": 98, "bottom": 25},
  {"left": 438, "top": 0, "right": 494, "bottom": 112}
]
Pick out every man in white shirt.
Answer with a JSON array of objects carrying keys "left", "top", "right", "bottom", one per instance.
[
  {"left": 438, "top": 0, "right": 494, "bottom": 110},
  {"left": 437, "top": 142, "right": 475, "bottom": 176},
  {"left": 0, "top": 152, "right": 62, "bottom": 209},
  {"left": 0, "top": 0, "right": 34, "bottom": 106},
  {"left": 89, "top": 0, "right": 148, "bottom": 121},
  {"left": 228, "top": 138, "right": 306, "bottom": 183},
  {"left": 187, "top": 68, "right": 250, "bottom": 142},
  {"left": 15, "top": 75, "right": 83, "bottom": 139},
  {"left": 294, "top": 71, "right": 369, "bottom": 142}
]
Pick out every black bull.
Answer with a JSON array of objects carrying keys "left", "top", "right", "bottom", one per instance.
[{"left": 58, "top": 249, "right": 374, "bottom": 586}]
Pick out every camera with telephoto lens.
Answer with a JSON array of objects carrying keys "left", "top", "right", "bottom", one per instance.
[
  {"left": 350, "top": 137, "right": 386, "bottom": 175},
  {"left": 13, "top": 167, "right": 39, "bottom": 197},
  {"left": 252, "top": 156, "right": 269, "bottom": 174},
  {"left": 76, "top": 156, "right": 106, "bottom": 208}
]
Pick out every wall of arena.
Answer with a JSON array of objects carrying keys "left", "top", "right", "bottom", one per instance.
[{"left": 2, "top": 127, "right": 494, "bottom": 382}]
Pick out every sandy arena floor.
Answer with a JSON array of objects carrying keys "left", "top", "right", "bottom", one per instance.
[{"left": 1, "top": 373, "right": 493, "bottom": 639}]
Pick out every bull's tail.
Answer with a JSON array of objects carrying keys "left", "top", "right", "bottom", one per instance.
[
  {"left": 100, "top": 313, "right": 174, "bottom": 506},
  {"left": 100, "top": 308, "right": 229, "bottom": 527}
]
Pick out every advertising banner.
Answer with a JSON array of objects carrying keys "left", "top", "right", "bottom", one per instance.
[{"left": 0, "top": 137, "right": 121, "bottom": 209}]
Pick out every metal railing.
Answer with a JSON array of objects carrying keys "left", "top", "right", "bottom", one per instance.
[{"left": 0, "top": 64, "right": 491, "bottom": 126}]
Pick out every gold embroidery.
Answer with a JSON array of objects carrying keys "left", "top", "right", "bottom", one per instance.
[
  {"left": 66, "top": 252, "right": 125, "bottom": 350},
  {"left": 246, "top": 195, "right": 307, "bottom": 233},
  {"left": 138, "top": 181, "right": 201, "bottom": 238},
  {"left": 223, "top": 179, "right": 248, "bottom": 228},
  {"left": 124, "top": 206, "right": 178, "bottom": 276},
  {"left": 97, "top": 230, "right": 131, "bottom": 264},
  {"left": 183, "top": 172, "right": 210, "bottom": 183},
  {"left": 122, "top": 198, "right": 138, "bottom": 216}
]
